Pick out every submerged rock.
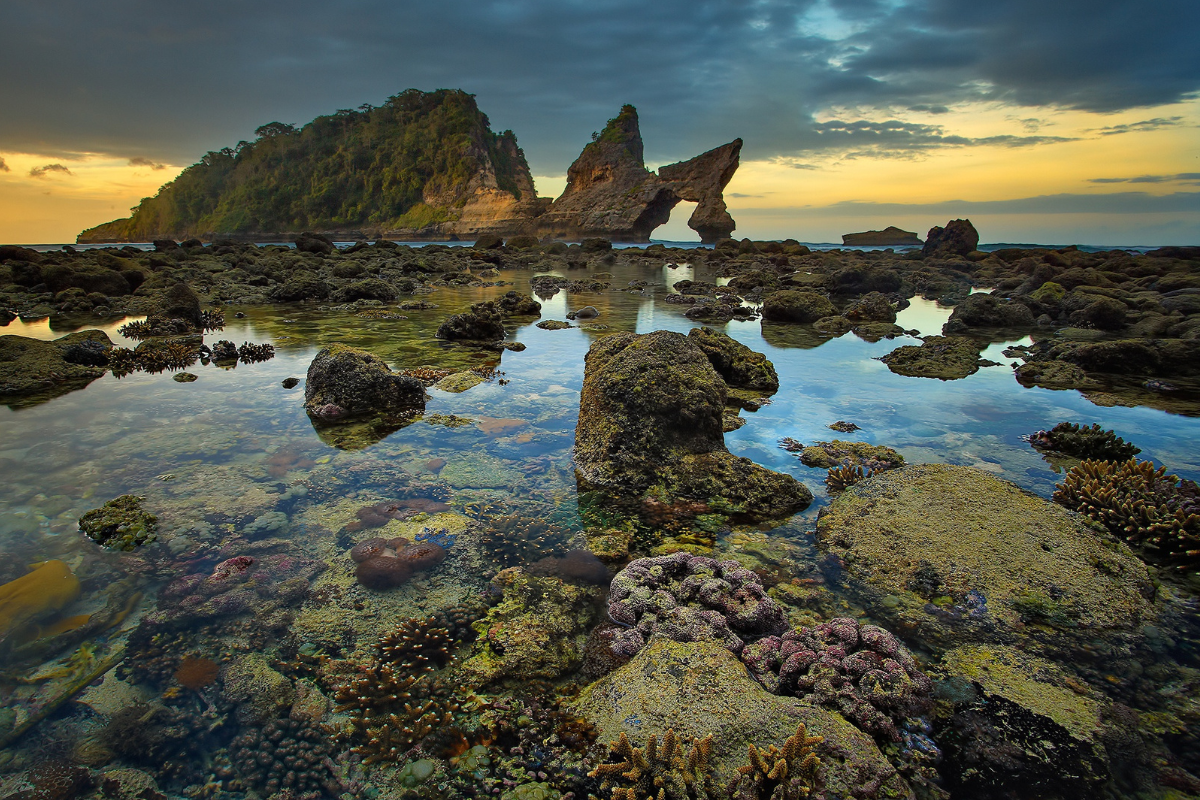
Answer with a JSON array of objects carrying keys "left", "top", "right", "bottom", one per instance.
[
  {"left": 574, "top": 636, "right": 913, "bottom": 797},
  {"left": 303, "top": 344, "right": 425, "bottom": 420},
  {"left": 816, "top": 464, "right": 1156, "bottom": 654},
  {"left": 574, "top": 330, "right": 811, "bottom": 519}
]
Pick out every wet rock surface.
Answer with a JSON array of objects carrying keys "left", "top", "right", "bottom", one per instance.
[{"left": 303, "top": 343, "right": 425, "bottom": 420}]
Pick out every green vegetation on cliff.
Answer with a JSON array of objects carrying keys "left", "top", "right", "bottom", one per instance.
[{"left": 80, "top": 89, "right": 530, "bottom": 241}]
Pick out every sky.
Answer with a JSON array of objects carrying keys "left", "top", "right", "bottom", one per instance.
[{"left": 1, "top": 0, "right": 1198, "bottom": 246}]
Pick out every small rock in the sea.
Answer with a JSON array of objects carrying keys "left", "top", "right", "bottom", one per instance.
[
  {"left": 281, "top": 377, "right": 300, "bottom": 388},
  {"left": 173, "top": 372, "right": 198, "bottom": 382},
  {"left": 829, "top": 420, "right": 861, "bottom": 432},
  {"left": 156, "top": 473, "right": 176, "bottom": 481}
]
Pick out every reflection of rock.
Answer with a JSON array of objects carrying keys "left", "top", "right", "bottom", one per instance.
[
  {"left": 574, "top": 636, "right": 912, "bottom": 797},
  {"left": 574, "top": 330, "right": 811, "bottom": 519},
  {"left": 536, "top": 105, "right": 742, "bottom": 243},
  {"left": 815, "top": 464, "right": 1155, "bottom": 655},
  {"left": 880, "top": 335, "right": 987, "bottom": 380},
  {"left": 0, "top": 330, "right": 112, "bottom": 407},
  {"left": 303, "top": 344, "right": 425, "bottom": 420},
  {"left": 308, "top": 412, "right": 419, "bottom": 450}
]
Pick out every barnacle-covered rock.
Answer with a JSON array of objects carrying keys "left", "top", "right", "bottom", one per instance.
[
  {"left": 605, "top": 552, "right": 788, "bottom": 658},
  {"left": 1053, "top": 458, "right": 1199, "bottom": 573},
  {"left": 303, "top": 343, "right": 425, "bottom": 420},
  {"left": 740, "top": 618, "right": 933, "bottom": 742},
  {"left": 436, "top": 299, "right": 506, "bottom": 341}
]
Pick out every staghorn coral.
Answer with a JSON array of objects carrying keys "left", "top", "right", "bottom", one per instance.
[
  {"left": 606, "top": 552, "right": 788, "bottom": 658},
  {"left": 237, "top": 341, "right": 275, "bottom": 363},
  {"left": 728, "top": 724, "right": 824, "bottom": 800},
  {"left": 201, "top": 307, "right": 225, "bottom": 331},
  {"left": 824, "top": 465, "right": 875, "bottom": 495},
  {"left": 329, "top": 611, "right": 480, "bottom": 762},
  {"left": 479, "top": 514, "right": 573, "bottom": 569},
  {"left": 588, "top": 729, "right": 717, "bottom": 800},
  {"left": 1053, "top": 458, "right": 1200, "bottom": 571},
  {"left": 117, "top": 319, "right": 154, "bottom": 339},
  {"left": 740, "top": 618, "right": 932, "bottom": 743},
  {"left": 1028, "top": 422, "right": 1140, "bottom": 462}
]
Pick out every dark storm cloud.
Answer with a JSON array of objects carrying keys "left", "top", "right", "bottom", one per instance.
[
  {"left": 0, "top": 0, "right": 1196, "bottom": 174},
  {"left": 29, "top": 163, "right": 73, "bottom": 178}
]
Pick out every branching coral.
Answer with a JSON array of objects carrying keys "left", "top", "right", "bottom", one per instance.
[
  {"left": 824, "top": 465, "right": 875, "bottom": 495},
  {"left": 588, "top": 729, "right": 717, "bottom": 800},
  {"left": 740, "top": 618, "right": 932, "bottom": 743},
  {"left": 729, "top": 724, "right": 824, "bottom": 800},
  {"left": 479, "top": 514, "right": 572, "bottom": 568},
  {"left": 1053, "top": 458, "right": 1199, "bottom": 571},
  {"left": 1028, "top": 422, "right": 1140, "bottom": 462}
]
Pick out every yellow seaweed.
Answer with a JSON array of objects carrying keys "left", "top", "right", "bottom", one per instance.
[{"left": 0, "top": 560, "right": 82, "bottom": 641}]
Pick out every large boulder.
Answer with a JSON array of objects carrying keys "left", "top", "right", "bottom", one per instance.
[
  {"left": 943, "top": 293, "right": 1035, "bottom": 331},
  {"left": 686, "top": 327, "right": 779, "bottom": 391},
  {"left": 922, "top": 218, "right": 979, "bottom": 257},
  {"left": 155, "top": 282, "right": 203, "bottom": 330},
  {"left": 574, "top": 330, "right": 810, "bottom": 519},
  {"left": 303, "top": 344, "right": 425, "bottom": 421},
  {"left": 295, "top": 231, "right": 334, "bottom": 255},
  {"left": 435, "top": 300, "right": 505, "bottom": 341},
  {"left": 0, "top": 331, "right": 112, "bottom": 403},
  {"left": 760, "top": 290, "right": 836, "bottom": 323},
  {"left": 573, "top": 636, "right": 913, "bottom": 798},
  {"left": 815, "top": 464, "right": 1156, "bottom": 655}
]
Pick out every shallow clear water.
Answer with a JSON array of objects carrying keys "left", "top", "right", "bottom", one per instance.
[{"left": 1, "top": 258, "right": 1198, "bottom": 794}]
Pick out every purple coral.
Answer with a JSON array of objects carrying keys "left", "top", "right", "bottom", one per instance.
[
  {"left": 606, "top": 553, "right": 787, "bottom": 655},
  {"left": 742, "top": 617, "right": 932, "bottom": 742}
]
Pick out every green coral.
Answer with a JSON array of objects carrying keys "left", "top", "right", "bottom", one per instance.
[{"left": 78, "top": 495, "right": 158, "bottom": 550}]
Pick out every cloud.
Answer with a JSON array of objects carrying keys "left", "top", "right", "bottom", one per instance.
[
  {"left": 29, "top": 163, "right": 74, "bottom": 178},
  {"left": 128, "top": 156, "right": 166, "bottom": 170},
  {"left": 0, "top": 0, "right": 1195, "bottom": 171},
  {"left": 1090, "top": 117, "right": 1186, "bottom": 136},
  {"left": 1089, "top": 173, "right": 1200, "bottom": 185},
  {"left": 802, "top": 118, "right": 1074, "bottom": 158},
  {"left": 0, "top": 156, "right": 8, "bottom": 172},
  {"left": 801, "top": 191, "right": 1200, "bottom": 215}
]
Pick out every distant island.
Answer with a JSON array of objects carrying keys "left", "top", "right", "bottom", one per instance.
[
  {"left": 78, "top": 92, "right": 741, "bottom": 244},
  {"left": 842, "top": 226, "right": 923, "bottom": 246}
]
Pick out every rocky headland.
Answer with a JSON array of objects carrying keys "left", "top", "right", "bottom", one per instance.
[{"left": 841, "top": 226, "right": 922, "bottom": 246}]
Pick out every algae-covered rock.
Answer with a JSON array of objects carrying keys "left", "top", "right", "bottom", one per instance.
[
  {"left": 760, "top": 290, "right": 836, "bottom": 323},
  {"left": 843, "top": 291, "right": 896, "bottom": 323},
  {"left": 574, "top": 330, "right": 810, "bottom": 520},
  {"left": 816, "top": 464, "right": 1155, "bottom": 654},
  {"left": 0, "top": 330, "right": 112, "bottom": 403},
  {"left": 79, "top": 495, "right": 159, "bottom": 550},
  {"left": 943, "top": 293, "right": 1035, "bottom": 331},
  {"left": 794, "top": 440, "right": 905, "bottom": 471},
  {"left": 436, "top": 300, "right": 505, "bottom": 341},
  {"left": 434, "top": 371, "right": 485, "bottom": 393},
  {"left": 939, "top": 644, "right": 1110, "bottom": 797},
  {"left": 1014, "top": 360, "right": 1102, "bottom": 390},
  {"left": 574, "top": 636, "right": 913, "bottom": 798},
  {"left": 223, "top": 652, "right": 294, "bottom": 724},
  {"left": 303, "top": 343, "right": 425, "bottom": 420},
  {"left": 458, "top": 568, "right": 597, "bottom": 688},
  {"left": 686, "top": 326, "right": 779, "bottom": 391},
  {"left": 880, "top": 335, "right": 987, "bottom": 380}
]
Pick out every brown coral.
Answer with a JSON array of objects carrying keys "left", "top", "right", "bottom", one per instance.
[
  {"left": 588, "top": 729, "right": 716, "bottom": 800},
  {"left": 729, "top": 724, "right": 823, "bottom": 800},
  {"left": 173, "top": 655, "right": 220, "bottom": 689}
]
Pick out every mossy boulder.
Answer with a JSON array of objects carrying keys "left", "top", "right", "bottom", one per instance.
[
  {"left": 939, "top": 645, "right": 1110, "bottom": 797},
  {"left": 574, "top": 636, "right": 913, "bottom": 798},
  {"left": 303, "top": 344, "right": 425, "bottom": 420},
  {"left": 78, "top": 494, "right": 158, "bottom": 550},
  {"left": 879, "top": 335, "right": 987, "bottom": 380},
  {"left": 686, "top": 327, "right": 779, "bottom": 391},
  {"left": 0, "top": 330, "right": 112, "bottom": 402},
  {"left": 796, "top": 440, "right": 904, "bottom": 470},
  {"left": 574, "top": 331, "right": 810, "bottom": 519},
  {"left": 843, "top": 291, "right": 896, "bottom": 323},
  {"left": 330, "top": 278, "right": 398, "bottom": 303},
  {"left": 815, "top": 464, "right": 1156, "bottom": 655},
  {"left": 269, "top": 274, "right": 330, "bottom": 302},
  {"left": 435, "top": 300, "right": 505, "bottom": 341},
  {"left": 943, "top": 293, "right": 1035, "bottom": 332},
  {"left": 155, "top": 282, "right": 203, "bottom": 329},
  {"left": 495, "top": 290, "right": 542, "bottom": 316},
  {"left": 760, "top": 290, "right": 836, "bottom": 323}
]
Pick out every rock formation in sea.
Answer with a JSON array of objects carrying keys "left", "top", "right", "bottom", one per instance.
[
  {"left": 76, "top": 94, "right": 742, "bottom": 244},
  {"left": 841, "top": 226, "right": 923, "bottom": 246},
  {"left": 537, "top": 105, "right": 742, "bottom": 243}
]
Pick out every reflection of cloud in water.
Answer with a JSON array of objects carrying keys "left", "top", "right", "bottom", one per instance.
[
  {"left": 894, "top": 297, "right": 953, "bottom": 337},
  {"left": 2, "top": 314, "right": 146, "bottom": 347}
]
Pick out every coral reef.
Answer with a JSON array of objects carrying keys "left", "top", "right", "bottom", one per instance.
[
  {"left": 606, "top": 552, "right": 788, "bottom": 658},
  {"left": 173, "top": 655, "right": 220, "bottom": 689},
  {"left": 226, "top": 716, "right": 337, "bottom": 799},
  {"left": 728, "top": 724, "right": 823, "bottom": 800},
  {"left": 739, "top": 618, "right": 933, "bottom": 742},
  {"left": 351, "top": 536, "right": 447, "bottom": 590},
  {"left": 104, "top": 701, "right": 215, "bottom": 784},
  {"left": 1027, "top": 422, "right": 1140, "bottom": 462},
  {"left": 588, "top": 729, "right": 717, "bottom": 800},
  {"left": 1053, "top": 458, "right": 1200, "bottom": 571},
  {"left": 78, "top": 494, "right": 158, "bottom": 550},
  {"left": 479, "top": 514, "right": 572, "bottom": 569}
]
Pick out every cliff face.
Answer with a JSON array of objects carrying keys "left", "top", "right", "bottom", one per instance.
[
  {"left": 537, "top": 105, "right": 741, "bottom": 243},
  {"left": 78, "top": 89, "right": 543, "bottom": 243}
]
